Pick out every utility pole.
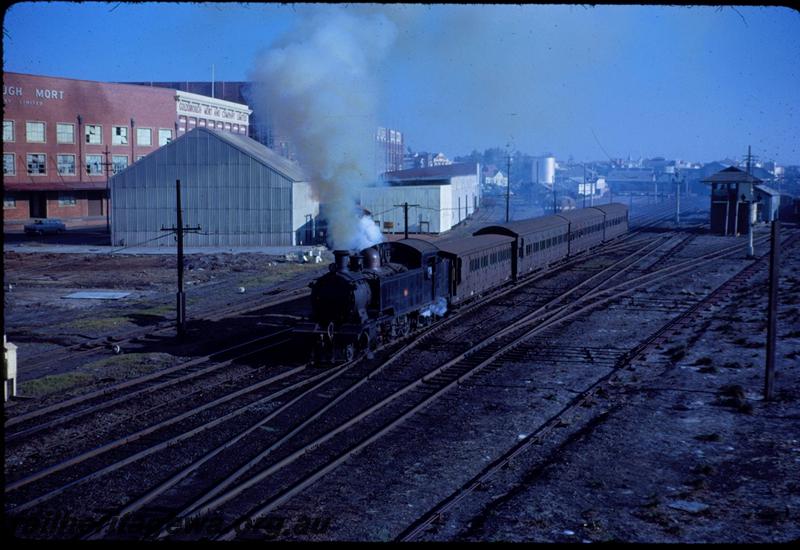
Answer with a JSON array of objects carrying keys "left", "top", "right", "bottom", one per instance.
[
  {"left": 764, "top": 220, "right": 780, "bottom": 401},
  {"left": 161, "top": 180, "right": 201, "bottom": 338},
  {"left": 582, "top": 164, "right": 586, "bottom": 208},
  {"left": 394, "top": 202, "right": 419, "bottom": 240},
  {"left": 675, "top": 172, "right": 681, "bottom": 225},
  {"left": 505, "top": 153, "right": 512, "bottom": 223},
  {"left": 745, "top": 145, "right": 757, "bottom": 257},
  {"left": 100, "top": 145, "right": 113, "bottom": 234}
]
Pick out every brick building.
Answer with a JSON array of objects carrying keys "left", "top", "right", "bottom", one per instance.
[{"left": 3, "top": 72, "right": 251, "bottom": 230}]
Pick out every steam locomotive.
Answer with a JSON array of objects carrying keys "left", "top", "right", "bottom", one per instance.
[{"left": 297, "top": 203, "right": 629, "bottom": 363}]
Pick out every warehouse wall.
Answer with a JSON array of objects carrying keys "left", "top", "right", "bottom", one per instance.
[
  {"left": 111, "top": 129, "right": 297, "bottom": 247},
  {"left": 361, "top": 184, "right": 445, "bottom": 234}
]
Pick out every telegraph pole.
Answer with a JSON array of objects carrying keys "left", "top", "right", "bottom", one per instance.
[
  {"left": 553, "top": 186, "right": 557, "bottom": 214},
  {"left": 505, "top": 153, "right": 512, "bottom": 223},
  {"left": 161, "top": 180, "right": 201, "bottom": 338},
  {"left": 764, "top": 220, "right": 780, "bottom": 401},
  {"left": 394, "top": 202, "right": 419, "bottom": 240},
  {"left": 582, "top": 164, "right": 586, "bottom": 208},
  {"left": 101, "top": 145, "right": 113, "bottom": 233},
  {"left": 745, "top": 146, "right": 757, "bottom": 257}
]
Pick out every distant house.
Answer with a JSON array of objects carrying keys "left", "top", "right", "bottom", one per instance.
[
  {"left": 431, "top": 153, "right": 452, "bottom": 166},
  {"left": 483, "top": 165, "right": 507, "bottom": 187}
]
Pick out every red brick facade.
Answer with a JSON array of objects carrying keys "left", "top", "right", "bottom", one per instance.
[{"left": 3, "top": 72, "right": 249, "bottom": 231}]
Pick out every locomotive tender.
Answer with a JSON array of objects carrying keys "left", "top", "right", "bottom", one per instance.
[{"left": 299, "top": 203, "right": 628, "bottom": 363}]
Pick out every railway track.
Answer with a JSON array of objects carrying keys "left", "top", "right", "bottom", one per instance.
[
  {"left": 3, "top": 328, "right": 295, "bottom": 446},
  {"left": 4, "top": 209, "right": 715, "bottom": 539},
  {"left": 176, "top": 229, "right": 779, "bottom": 541},
  {"left": 3, "top": 231, "right": 671, "bottom": 538},
  {"left": 131, "top": 230, "right": 736, "bottom": 540},
  {"left": 397, "top": 227, "right": 798, "bottom": 541}
]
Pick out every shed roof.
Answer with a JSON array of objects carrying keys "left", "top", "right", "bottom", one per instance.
[
  {"left": 755, "top": 184, "right": 780, "bottom": 196},
  {"left": 202, "top": 128, "right": 307, "bottom": 182},
  {"left": 384, "top": 162, "right": 478, "bottom": 183},
  {"left": 702, "top": 166, "right": 763, "bottom": 184}
]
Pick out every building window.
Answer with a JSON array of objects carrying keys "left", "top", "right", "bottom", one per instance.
[
  {"left": 58, "top": 193, "right": 77, "bottom": 206},
  {"left": 112, "top": 155, "right": 128, "bottom": 174},
  {"left": 57, "top": 123, "right": 75, "bottom": 144},
  {"left": 136, "top": 155, "right": 145, "bottom": 162},
  {"left": 3, "top": 153, "right": 15, "bottom": 176},
  {"left": 57, "top": 154, "right": 76, "bottom": 175},
  {"left": 26, "top": 153, "right": 47, "bottom": 175},
  {"left": 198, "top": 119, "right": 206, "bottom": 127},
  {"left": 136, "top": 128, "right": 152, "bottom": 146},
  {"left": 26, "top": 121, "right": 46, "bottom": 143},
  {"left": 3, "top": 121, "right": 14, "bottom": 142},
  {"left": 86, "top": 154, "right": 103, "bottom": 175},
  {"left": 112, "top": 126, "right": 128, "bottom": 145},
  {"left": 158, "top": 129, "right": 172, "bottom": 146},
  {"left": 188, "top": 117, "right": 197, "bottom": 127},
  {"left": 4, "top": 195, "right": 16, "bottom": 209},
  {"left": 85, "top": 124, "right": 102, "bottom": 144}
]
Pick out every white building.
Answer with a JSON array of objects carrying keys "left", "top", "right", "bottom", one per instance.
[
  {"left": 431, "top": 153, "right": 452, "bottom": 166},
  {"left": 362, "top": 163, "right": 481, "bottom": 234}
]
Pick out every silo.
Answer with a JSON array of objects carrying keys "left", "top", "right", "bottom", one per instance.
[{"left": 532, "top": 155, "right": 556, "bottom": 186}]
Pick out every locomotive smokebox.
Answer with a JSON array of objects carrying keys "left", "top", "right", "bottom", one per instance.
[
  {"left": 333, "top": 250, "right": 350, "bottom": 272},
  {"left": 362, "top": 247, "right": 381, "bottom": 270}
]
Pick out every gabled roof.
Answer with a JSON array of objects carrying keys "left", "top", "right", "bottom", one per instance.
[
  {"left": 201, "top": 128, "right": 307, "bottom": 182},
  {"left": 701, "top": 166, "right": 763, "bottom": 184}
]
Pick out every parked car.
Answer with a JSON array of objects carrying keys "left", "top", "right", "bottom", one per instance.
[{"left": 24, "top": 219, "right": 67, "bottom": 235}]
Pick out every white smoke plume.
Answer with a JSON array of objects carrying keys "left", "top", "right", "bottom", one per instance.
[{"left": 248, "top": 7, "right": 396, "bottom": 251}]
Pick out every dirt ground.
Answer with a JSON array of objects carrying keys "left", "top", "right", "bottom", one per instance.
[{"left": 3, "top": 249, "right": 329, "bottom": 393}]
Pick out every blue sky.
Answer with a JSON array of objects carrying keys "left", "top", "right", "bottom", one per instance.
[{"left": 4, "top": 2, "right": 799, "bottom": 165}]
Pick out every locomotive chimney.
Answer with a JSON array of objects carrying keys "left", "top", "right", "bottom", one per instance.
[{"left": 333, "top": 250, "right": 350, "bottom": 272}]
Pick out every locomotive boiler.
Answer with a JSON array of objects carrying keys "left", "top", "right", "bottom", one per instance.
[{"left": 298, "top": 240, "right": 451, "bottom": 363}]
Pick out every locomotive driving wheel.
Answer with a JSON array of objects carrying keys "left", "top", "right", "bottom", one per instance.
[{"left": 396, "top": 316, "right": 410, "bottom": 337}]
